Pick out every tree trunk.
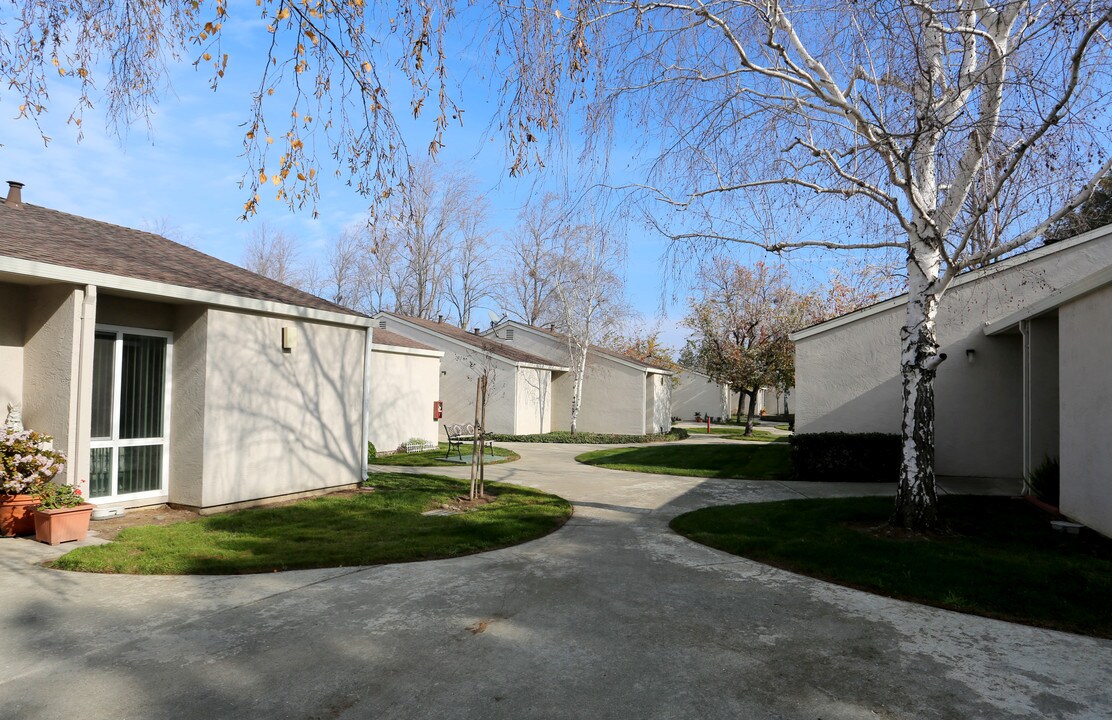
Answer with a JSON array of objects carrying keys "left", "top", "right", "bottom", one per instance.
[
  {"left": 478, "top": 375, "right": 488, "bottom": 498},
  {"left": 469, "top": 377, "right": 482, "bottom": 500},
  {"left": 892, "top": 241, "right": 944, "bottom": 531},
  {"left": 743, "top": 386, "right": 759, "bottom": 436},
  {"left": 735, "top": 391, "right": 744, "bottom": 423},
  {"left": 569, "top": 345, "right": 588, "bottom": 435}
]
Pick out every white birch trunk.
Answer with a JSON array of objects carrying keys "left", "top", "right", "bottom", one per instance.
[
  {"left": 569, "top": 343, "right": 588, "bottom": 435},
  {"left": 892, "top": 234, "right": 945, "bottom": 530}
]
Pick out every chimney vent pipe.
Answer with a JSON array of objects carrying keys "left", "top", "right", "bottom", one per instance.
[{"left": 5, "top": 181, "right": 24, "bottom": 209}]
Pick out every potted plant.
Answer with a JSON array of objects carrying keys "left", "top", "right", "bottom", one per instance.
[
  {"left": 33, "top": 482, "right": 93, "bottom": 546},
  {"left": 1, "top": 427, "right": 67, "bottom": 537}
]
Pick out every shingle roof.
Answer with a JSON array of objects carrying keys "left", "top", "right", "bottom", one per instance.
[
  {"left": 513, "top": 322, "right": 675, "bottom": 372},
  {"left": 380, "top": 313, "right": 565, "bottom": 367},
  {"left": 0, "top": 198, "right": 363, "bottom": 316},
  {"left": 371, "top": 328, "right": 438, "bottom": 352}
]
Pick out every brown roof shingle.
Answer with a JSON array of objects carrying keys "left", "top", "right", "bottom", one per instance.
[
  {"left": 371, "top": 328, "right": 438, "bottom": 352},
  {"left": 380, "top": 313, "right": 565, "bottom": 367},
  {"left": 512, "top": 322, "right": 675, "bottom": 372},
  {"left": 0, "top": 199, "right": 363, "bottom": 316}
]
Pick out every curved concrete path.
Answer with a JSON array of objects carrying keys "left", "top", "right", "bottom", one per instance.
[{"left": 2, "top": 441, "right": 1109, "bottom": 720}]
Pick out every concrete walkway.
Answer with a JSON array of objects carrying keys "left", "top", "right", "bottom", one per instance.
[{"left": 1, "top": 442, "right": 1108, "bottom": 719}]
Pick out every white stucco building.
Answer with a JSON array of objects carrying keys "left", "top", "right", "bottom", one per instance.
[
  {"left": 372, "top": 313, "right": 567, "bottom": 436},
  {"left": 790, "top": 223, "right": 1112, "bottom": 536},
  {"left": 483, "top": 321, "right": 673, "bottom": 435},
  {"left": 672, "top": 369, "right": 730, "bottom": 421},
  {"left": 673, "top": 369, "right": 791, "bottom": 422},
  {"left": 368, "top": 329, "right": 444, "bottom": 454},
  {"left": 0, "top": 181, "right": 374, "bottom": 513},
  {"left": 982, "top": 263, "right": 1112, "bottom": 537}
]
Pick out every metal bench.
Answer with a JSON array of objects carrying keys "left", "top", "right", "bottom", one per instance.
[{"left": 444, "top": 423, "right": 492, "bottom": 460}]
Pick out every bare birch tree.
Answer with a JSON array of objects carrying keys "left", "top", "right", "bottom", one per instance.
[
  {"left": 379, "top": 161, "right": 474, "bottom": 318},
  {"left": 243, "top": 223, "right": 304, "bottom": 287},
  {"left": 499, "top": 0, "right": 1112, "bottom": 530},
  {"left": 550, "top": 223, "right": 628, "bottom": 434},
  {"left": 444, "top": 198, "right": 495, "bottom": 328},
  {"left": 495, "top": 193, "right": 565, "bottom": 325},
  {"left": 363, "top": 225, "right": 399, "bottom": 314},
  {"left": 320, "top": 229, "right": 366, "bottom": 309}
]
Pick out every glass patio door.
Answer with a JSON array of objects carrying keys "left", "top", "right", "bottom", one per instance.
[{"left": 89, "top": 327, "right": 172, "bottom": 501}]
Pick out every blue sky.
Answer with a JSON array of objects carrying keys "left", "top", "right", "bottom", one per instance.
[{"left": 0, "top": 8, "right": 854, "bottom": 350}]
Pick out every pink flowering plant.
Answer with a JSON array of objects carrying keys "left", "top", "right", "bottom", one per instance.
[
  {"left": 0, "top": 427, "right": 67, "bottom": 496},
  {"left": 35, "top": 481, "right": 86, "bottom": 510}
]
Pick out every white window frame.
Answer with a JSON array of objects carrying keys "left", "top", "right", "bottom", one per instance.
[{"left": 89, "top": 325, "right": 174, "bottom": 503}]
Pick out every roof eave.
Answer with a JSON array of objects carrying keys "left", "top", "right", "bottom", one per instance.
[
  {"left": 0, "top": 256, "right": 374, "bottom": 327},
  {"left": 489, "top": 320, "right": 671, "bottom": 373},
  {"left": 791, "top": 221, "right": 1112, "bottom": 342},
  {"left": 379, "top": 314, "right": 559, "bottom": 367},
  {"left": 983, "top": 263, "right": 1112, "bottom": 336},
  {"left": 370, "top": 342, "right": 445, "bottom": 358}
]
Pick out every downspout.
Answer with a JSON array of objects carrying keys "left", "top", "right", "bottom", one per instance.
[
  {"left": 73, "top": 285, "right": 97, "bottom": 494},
  {"left": 360, "top": 326, "right": 373, "bottom": 483},
  {"left": 1019, "top": 319, "right": 1032, "bottom": 487}
]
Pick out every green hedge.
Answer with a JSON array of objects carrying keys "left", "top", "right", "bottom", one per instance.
[
  {"left": 789, "top": 432, "right": 900, "bottom": 483},
  {"left": 488, "top": 428, "right": 689, "bottom": 444}
]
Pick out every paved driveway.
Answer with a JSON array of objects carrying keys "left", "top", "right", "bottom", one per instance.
[{"left": 2, "top": 441, "right": 1109, "bottom": 720}]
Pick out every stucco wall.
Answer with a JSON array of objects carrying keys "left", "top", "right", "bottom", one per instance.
[
  {"left": 673, "top": 371, "right": 729, "bottom": 420},
  {"left": 0, "top": 282, "right": 26, "bottom": 414},
  {"left": 97, "top": 294, "right": 177, "bottom": 331},
  {"left": 514, "top": 366, "right": 552, "bottom": 435},
  {"left": 495, "top": 327, "right": 649, "bottom": 434},
  {"left": 369, "top": 346, "right": 442, "bottom": 452},
  {"left": 1027, "top": 316, "right": 1059, "bottom": 471},
  {"left": 198, "top": 309, "right": 367, "bottom": 507},
  {"left": 795, "top": 234, "right": 1112, "bottom": 478},
  {"left": 573, "top": 353, "right": 646, "bottom": 434},
  {"left": 168, "top": 306, "right": 208, "bottom": 508},
  {"left": 375, "top": 319, "right": 528, "bottom": 435},
  {"left": 22, "top": 284, "right": 84, "bottom": 484},
  {"left": 648, "top": 373, "right": 672, "bottom": 434},
  {"left": 1058, "top": 285, "right": 1112, "bottom": 537},
  {"left": 440, "top": 348, "right": 518, "bottom": 435}
]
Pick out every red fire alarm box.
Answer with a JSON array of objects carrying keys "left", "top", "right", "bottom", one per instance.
[{"left": 433, "top": 401, "right": 443, "bottom": 420}]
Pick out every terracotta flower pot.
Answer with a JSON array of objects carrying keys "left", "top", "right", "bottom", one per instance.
[
  {"left": 0, "top": 494, "right": 40, "bottom": 537},
  {"left": 33, "top": 504, "right": 94, "bottom": 546}
]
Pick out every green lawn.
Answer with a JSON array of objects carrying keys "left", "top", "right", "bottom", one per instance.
[
  {"left": 576, "top": 443, "right": 790, "bottom": 479},
  {"left": 686, "top": 427, "right": 788, "bottom": 443},
  {"left": 372, "top": 443, "right": 519, "bottom": 467},
  {"left": 50, "top": 473, "right": 570, "bottom": 575},
  {"left": 671, "top": 496, "right": 1112, "bottom": 637}
]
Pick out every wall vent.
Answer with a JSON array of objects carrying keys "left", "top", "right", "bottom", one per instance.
[
  {"left": 505, "top": 329, "right": 515, "bottom": 341},
  {"left": 378, "top": 320, "right": 386, "bottom": 329}
]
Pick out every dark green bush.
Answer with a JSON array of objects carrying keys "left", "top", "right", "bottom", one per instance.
[
  {"left": 488, "top": 428, "right": 689, "bottom": 444},
  {"left": 789, "top": 432, "right": 900, "bottom": 483},
  {"left": 1026, "top": 456, "right": 1060, "bottom": 506},
  {"left": 367, "top": 442, "right": 377, "bottom": 462}
]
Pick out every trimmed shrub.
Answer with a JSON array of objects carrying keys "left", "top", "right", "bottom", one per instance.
[
  {"left": 488, "top": 428, "right": 689, "bottom": 444},
  {"left": 789, "top": 432, "right": 900, "bottom": 483},
  {"left": 367, "top": 442, "right": 377, "bottom": 463},
  {"left": 1026, "top": 456, "right": 1060, "bottom": 507}
]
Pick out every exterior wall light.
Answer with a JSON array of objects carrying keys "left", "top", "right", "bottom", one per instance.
[
  {"left": 966, "top": 348, "right": 976, "bottom": 364},
  {"left": 282, "top": 326, "right": 297, "bottom": 352}
]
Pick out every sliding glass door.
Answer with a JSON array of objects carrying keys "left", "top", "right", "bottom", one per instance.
[{"left": 89, "top": 327, "right": 172, "bottom": 501}]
